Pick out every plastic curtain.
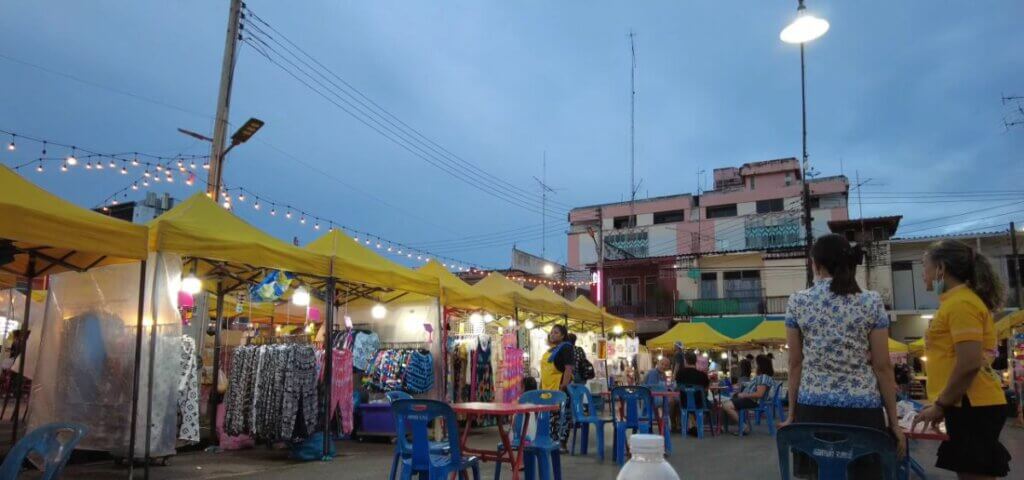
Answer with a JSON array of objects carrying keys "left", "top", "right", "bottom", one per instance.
[
  {"left": 1, "top": 289, "right": 45, "bottom": 377},
  {"left": 27, "top": 253, "right": 183, "bottom": 457}
]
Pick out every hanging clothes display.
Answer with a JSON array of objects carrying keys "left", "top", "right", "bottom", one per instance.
[
  {"left": 323, "top": 349, "right": 354, "bottom": 435},
  {"left": 474, "top": 335, "right": 494, "bottom": 403},
  {"left": 224, "top": 344, "right": 320, "bottom": 443},
  {"left": 177, "top": 336, "right": 200, "bottom": 442},
  {"left": 364, "top": 348, "right": 435, "bottom": 393}
]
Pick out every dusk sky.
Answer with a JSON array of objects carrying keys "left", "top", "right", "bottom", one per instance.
[{"left": 2, "top": 1, "right": 1022, "bottom": 269}]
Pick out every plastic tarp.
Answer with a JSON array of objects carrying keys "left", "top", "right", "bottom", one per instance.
[
  {"left": 304, "top": 230, "right": 438, "bottom": 297},
  {"left": 2, "top": 289, "right": 45, "bottom": 378},
  {"left": 646, "top": 322, "right": 733, "bottom": 351},
  {"left": 909, "top": 338, "right": 925, "bottom": 354},
  {"left": 28, "top": 253, "right": 183, "bottom": 457},
  {"left": 0, "top": 165, "right": 147, "bottom": 276},
  {"left": 149, "top": 193, "right": 330, "bottom": 277},
  {"left": 996, "top": 310, "right": 1024, "bottom": 340}
]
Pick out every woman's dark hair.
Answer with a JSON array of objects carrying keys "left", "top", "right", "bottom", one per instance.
[
  {"left": 755, "top": 354, "right": 774, "bottom": 376},
  {"left": 811, "top": 233, "right": 863, "bottom": 296},
  {"left": 566, "top": 332, "right": 578, "bottom": 345},
  {"left": 926, "top": 240, "right": 1005, "bottom": 311},
  {"left": 550, "top": 324, "right": 568, "bottom": 340}
]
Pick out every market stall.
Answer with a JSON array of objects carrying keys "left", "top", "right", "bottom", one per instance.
[
  {"left": 0, "top": 165, "right": 150, "bottom": 468},
  {"left": 148, "top": 193, "right": 331, "bottom": 463}
]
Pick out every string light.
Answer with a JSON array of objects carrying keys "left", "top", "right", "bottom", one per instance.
[
  {"left": 131, "top": 154, "right": 139, "bottom": 167},
  {"left": 237, "top": 193, "right": 245, "bottom": 202},
  {"left": 254, "top": 200, "right": 260, "bottom": 210},
  {"left": 66, "top": 146, "right": 77, "bottom": 166},
  {"left": 314, "top": 222, "right": 320, "bottom": 230},
  {"left": 190, "top": 160, "right": 196, "bottom": 170},
  {"left": 120, "top": 163, "right": 128, "bottom": 175},
  {"left": 7, "top": 134, "right": 14, "bottom": 151},
  {"left": 270, "top": 207, "right": 277, "bottom": 216},
  {"left": 35, "top": 160, "right": 43, "bottom": 173},
  {"left": 85, "top": 161, "right": 93, "bottom": 170},
  {"left": 153, "top": 174, "right": 161, "bottom": 182},
  {"left": 131, "top": 182, "right": 139, "bottom": 191},
  {"left": 285, "top": 210, "right": 292, "bottom": 219},
  {"left": 300, "top": 216, "right": 306, "bottom": 224},
  {"left": 95, "top": 160, "right": 103, "bottom": 170},
  {"left": 203, "top": 162, "right": 210, "bottom": 170},
  {"left": 156, "top": 164, "right": 163, "bottom": 172},
  {"left": 108, "top": 159, "right": 116, "bottom": 169},
  {"left": 142, "top": 179, "right": 149, "bottom": 187},
  {"left": 60, "top": 162, "right": 67, "bottom": 172},
  {"left": 143, "top": 169, "right": 151, "bottom": 178}
]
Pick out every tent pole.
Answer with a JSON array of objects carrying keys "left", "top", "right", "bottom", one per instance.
[
  {"left": 322, "top": 277, "right": 336, "bottom": 459},
  {"left": 127, "top": 260, "right": 148, "bottom": 479},
  {"left": 208, "top": 278, "right": 225, "bottom": 446},
  {"left": 143, "top": 255, "right": 163, "bottom": 479},
  {"left": 10, "top": 254, "right": 34, "bottom": 443}
]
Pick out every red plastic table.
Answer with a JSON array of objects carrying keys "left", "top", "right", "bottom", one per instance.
[
  {"left": 903, "top": 427, "right": 949, "bottom": 480},
  {"left": 451, "top": 402, "right": 560, "bottom": 480}
]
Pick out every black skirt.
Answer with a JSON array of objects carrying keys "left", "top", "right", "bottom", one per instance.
[{"left": 936, "top": 397, "right": 1011, "bottom": 477}]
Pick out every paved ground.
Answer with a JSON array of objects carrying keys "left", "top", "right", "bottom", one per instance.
[{"left": 36, "top": 421, "right": 1023, "bottom": 479}]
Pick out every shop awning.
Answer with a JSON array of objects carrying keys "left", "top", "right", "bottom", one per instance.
[
  {"left": 569, "top": 296, "right": 636, "bottom": 332},
  {"left": 418, "top": 261, "right": 511, "bottom": 313},
  {"left": 148, "top": 193, "right": 330, "bottom": 277},
  {"left": 0, "top": 165, "right": 148, "bottom": 277},
  {"left": 996, "top": 310, "right": 1024, "bottom": 340},
  {"left": 304, "top": 230, "right": 438, "bottom": 297},
  {"left": 909, "top": 338, "right": 925, "bottom": 354},
  {"left": 646, "top": 322, "right": 733, "bottom": 351},
  {"left": 692, "top": 315, "right": 765, "bottom": 339}
]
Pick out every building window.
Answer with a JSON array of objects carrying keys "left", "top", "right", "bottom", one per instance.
[
  {"left": 653, "top": 209, "right": 685, "bottom": 224},
  {"left": 756, "top": 198, "right": 785, "bottom": 214},
  {"left": 872, "top": 227, "right": 886, "bottom": 241},
  {"left": 700, "top": 272, "right": 718, "bottom": 299},
  {"left": 605, "top": 231, "right": 649, "bottom": 259},
  {"left": 609, "top": 277, "right": 640, "bottom": 306},
  {"left": 750, "top": 176, "right": 756, "bottom": 190},
  {"left": 892, "top": 261, "right": 913, "bottom": 271},
  {"left": 613, "top": 215, "right": 636, "bottom": 229},
  {"left": 785, "top": 172, "right": 793, "bottom": 186},
  {"left": 706, "top": 204, "right": 737, "bottom": 219}
]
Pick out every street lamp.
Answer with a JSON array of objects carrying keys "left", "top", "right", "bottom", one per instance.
[
  {"left": 178, "top": 117, "right": 264, "bottom": 199},
  {"left": 542, "top": 264, "right": 556, "bottom": 276},
  {"left": 780, "top": 0, "right": 828, "bottom": 287}
]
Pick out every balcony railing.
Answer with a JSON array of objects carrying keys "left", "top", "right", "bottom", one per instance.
[
  {"left": 676, "top": 295, "right": 791, "bottom": 316},
  {"left": 606, "top": 300, "right": 675, "bottom": 319}
]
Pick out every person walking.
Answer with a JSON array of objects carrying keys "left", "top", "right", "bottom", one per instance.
[
  {"left": 779, "top": 234, "right": 905, "bottom": 477},
  {"left": 540, "top": 324, "right": 574, "bottom": 452},
  {"left": 913, "top": 240, "right": 1011, "bottom": 479}
]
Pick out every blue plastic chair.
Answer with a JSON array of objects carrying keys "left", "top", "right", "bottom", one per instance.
[
  {"left": 567, "top": 384, "right": 612, "bottom": 461},
  {"left": 386, "top": 392, "right": 450, "bottom": 480},
  {"left": 610, "top": 386, "right": 654, "bottom": 466},
  {"left": 391, "top": 399, "right": 480, "bottom": 480},
  {"left": 738, "top": 382, "right": 777, "bottom": 437},
  {"left": 679, "top": 386, "right": 715, "bottom": 439},
  {"left": 776, "top": 424, "right": 899, "bottom": 479},
  {"left": 0, "top": 422, "right": 87, "bottom": 480},
  {"left": 495, "top": 390, "right": 566, "bottom": 480},
  {"left": 771, "top": 384, "right": 787, "bottom": 422}
]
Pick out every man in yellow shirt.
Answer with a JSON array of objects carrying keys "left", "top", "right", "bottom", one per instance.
[{"left": 914, "top": 240, "right": 1010, "bottom": 479}]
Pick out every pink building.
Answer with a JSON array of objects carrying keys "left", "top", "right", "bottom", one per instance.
[{"left": 567, "top": 158, "right": 849, "bottom": 328}]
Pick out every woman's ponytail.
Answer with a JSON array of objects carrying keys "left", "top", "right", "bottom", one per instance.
[
  {"left": 926, "top": 240, "right": 1006, "bottom": 311},
  {"left": 811, "top": 234, "right": 862, "bottom": 295}
]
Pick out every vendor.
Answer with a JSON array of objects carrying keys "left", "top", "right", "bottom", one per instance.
[{"left": 540, "top": 325, "right": 574, "bottom": 452}]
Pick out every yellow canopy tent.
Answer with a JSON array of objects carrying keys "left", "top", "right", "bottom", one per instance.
[
  {"left": 149, "top": 193, "right": 330, "bottom": 278},
  {"left": 909, "top": 338, "right": 926, "bottom": 354},
  {"left": 647, "top": 322, "right": 733, "bottom": 351},
  {"left": 0, "top": 165, "right": 150, "bottom": 443},
  {"left": 724, "top": 320, "right": 788, "bottom": 347},
  {"left": 570, "top": 296, "right": 636, "bottom": 332},
  {"left": 418, "top": 261, "right": 510, "bottom": 314},
  {"left": 888, "top": 338, "right": 909, "bottom": 354},
  {"left": 0, "top": 165, "right": 148, "bottom": 276},
  {"left": 996, "top": 310, "right": 1024, "bottom": 340},
  {"left": 473, "top": 273, "right": 555, "bottom": 315},
  {"left": 304, "top": 230, "right": 438, "bottom": 297}
]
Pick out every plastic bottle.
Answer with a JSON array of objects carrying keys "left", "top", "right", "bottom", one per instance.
[{"left": 616, "top": 434, "right": 680, "bottom": 480}]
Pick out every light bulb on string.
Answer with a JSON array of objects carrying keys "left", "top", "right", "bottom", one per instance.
[
  {"left": 189, "top": 161, "right": 196, "bottom": 170},
  {"left": 407, "top": 253, "right": 413, "bottom": 258},
  {"left": 153, "top": 174, "right": 161, "bottom": 183},
  {"left": 365, "top": 239, "right": 371, "bottom": 245},
  {"left": 142, "top": 179, "right": 150, "bottom": 187},
  {"left": 95, "top": 161, "right": 103, "bottom": 170},
  {"left": 177, "top": 159, "right": 184, "bottom": 169},
  {"left": 66, "top": 146, "right": 77, "bottom": 166},
  {"left": 375, "top": 243, "right": 381, "bottom": 249},
  {"left": 35, "top": 160, "right": 43, "bottom": 173},
  {"left": 108, "top": 159, "right": 116, "bottom": 169},
  {"left": 314, "top": 222, "right": 320, "bottom": 230},
  {"left": 237, "top": 193, "right": 245, "bottom": 202},
  {"left": 60, "top": 163, "right": 67, "bottom": 172},
  {"left": 397, "top": 249, "right": 403, "bottom": 255},
  {"left": 131, "top": 182, "right": 138, "bottom": 191},
  {"left": 203, "top": 162, "right": 210, "bottom": 170},
  {"left": 300, "top": 216, "right": 306, "bottom": 225},
  {"left": 270, "top": 207, "right": 277, "bottom": 216},
  {"left": 156, "top": 164, "right": 163, "bottom": 172},
  {"left": 222, "top": 200, "right": 231, "bottom": 210},
  {"left": 285, "top": 210, "right": 292, "bottom": 219},
  {"left": 353, "top": 236, "right": 359, "bottom": 242},
  {"left": 112, "top": 199, "right": 119, "bottom": 206},
  {"left": 387, "top": 246, "right": 393, "bottom": 252},
  {"left": 120, "top": 162, "right": 127, "bottom": 175},
  {"left": 7, "top": 134, "right": 15, "bottom": 151},
  {"left": 254, "top": 200, "right": 260, "bottom": 210},
  {"left": 166, "top": 173, "right": 174, "bottom": 183},
  {"left": 85, "top": 161, "right": 93, "bottom": 170},
  {"left": 131, "top": 155, "right": 139, "bottom": 167},
  {"left": 143, "top": 170, "right": 151, "bottom": 178}
]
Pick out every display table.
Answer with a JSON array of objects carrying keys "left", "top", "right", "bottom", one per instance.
[
  {"left": 451, "top": 402, "right": 560, "bottom": 480},
  {"left": 903, "top": 427, "right": 949, "bottom": 480}
]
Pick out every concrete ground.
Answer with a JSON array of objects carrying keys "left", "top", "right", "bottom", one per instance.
[{"left": 33, "top": 421, "right": 1024, "bottom": 479}]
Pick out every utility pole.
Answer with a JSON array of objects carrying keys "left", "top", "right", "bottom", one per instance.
[
  {"left": 1011, "top": 222, "right": 1023, "bottom": 308},
  {"left": 628, "top": 30, "right": 638, "bottom": 228},
  {"left": 597, "top": 206, "right": 605, "bottom": 308},
  {"left": 208, "top": 0, "right": 243, "bottom": 200},
  {"left": 533, "top": 152, "right": 558, "bottom": 260},
  {"left": 799, "top": 41, "right": 815, "bottom": 288},
  {"left": 857, "top": 171, "right": 869, "bottom": 290}
]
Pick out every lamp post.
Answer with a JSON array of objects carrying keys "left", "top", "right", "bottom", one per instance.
[{"left": 781, "top": 0, "right": 829, "bottom": 287}]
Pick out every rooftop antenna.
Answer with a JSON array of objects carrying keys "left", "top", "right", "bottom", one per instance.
[{"left": 533, "top": 151, "right": 560, "bottom": 260}]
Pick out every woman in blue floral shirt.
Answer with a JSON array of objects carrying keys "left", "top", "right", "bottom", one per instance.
[{"left": 780, "top": 234, "right": 905, "bottom": 471}]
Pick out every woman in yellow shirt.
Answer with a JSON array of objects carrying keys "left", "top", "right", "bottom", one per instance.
[
  {"left": 540, "top": 324, "right": 574, "bottom": 451},
  {"left": 914, "top": 240, "right": 1010, "bottom": 479}
]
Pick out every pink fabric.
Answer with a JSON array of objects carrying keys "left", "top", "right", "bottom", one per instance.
[
  {"left": 330, "top": 350, "right": 354, "bottom": 435},
  {"left": 216, "top": 403, "right": 255, "bottom": 450}
]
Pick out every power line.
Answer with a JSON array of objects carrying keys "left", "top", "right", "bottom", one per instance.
[{"left": 898, "top": 200, "right": 1024, "bottom": 228}]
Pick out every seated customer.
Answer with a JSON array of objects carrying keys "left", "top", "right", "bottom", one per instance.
[
  {"left": 644, "top": 357, "right": 671, "bottom": 387},
  {"left": 675, "top": 351, "right": 710, "bottom": 435},
  {"left": 721, "top": 354, "right": 774, "bottom": 434}
]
